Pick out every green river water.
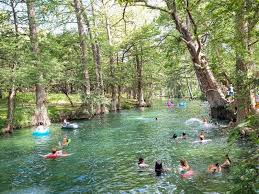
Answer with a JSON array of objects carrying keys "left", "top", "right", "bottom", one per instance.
[{"left": 0, "top": 100, "right": 254, "bottom": 193}]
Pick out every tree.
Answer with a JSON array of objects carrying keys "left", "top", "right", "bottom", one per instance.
[{"left": 26, "top": 0, "right": 50, "bottom": 126}]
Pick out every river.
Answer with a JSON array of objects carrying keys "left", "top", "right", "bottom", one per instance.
[{"left": 0, "top": 100, "right": 252, "bottom": 193}]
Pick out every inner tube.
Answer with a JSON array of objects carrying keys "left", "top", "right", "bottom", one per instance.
[
  {"left": 62, "top": 123, "right": 79, "bottom": 129},
  {"left": 180, "top": 170, "right": 193, "bottom": 178},
  {"left": 178, "top": 102, "right": 187, "bottom": 107},
  {"left": 32, "top": 128, "right": 50, "bottom": 136}
]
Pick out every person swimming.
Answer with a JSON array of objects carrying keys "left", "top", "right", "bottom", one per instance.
[
  {"left": 221, "top": 155, "right": 231, "bottom": 168},
  {"left": 179, "top": 160, "right": 190, "bottom": 174},
  {"left": 199, "top": 130, "right": 205, "bottom": 141},
  {"left": 138, "top": 158, "right": 149, "bottom": 168},
  {"left": 36, "top": 122, "right": 45, "bottom": 132},
  {"left": 59, "top": 136, "right": 70, "bottom": 147},
  {"left": 181, "top": 132, "right": 187, "bottom": 139},
  {"left": 42, "top": 148, "right": 71, "bottom": 159},
  {"left": 172, "top": 134, "right": 177, "bottom": 139},
  {"left": 208, "top": 163, "right": 221, "bottom": 173}
]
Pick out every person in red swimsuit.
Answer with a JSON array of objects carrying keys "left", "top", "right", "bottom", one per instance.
[{"left": 42, "top": 148, "right": 71, "bottom": 159}]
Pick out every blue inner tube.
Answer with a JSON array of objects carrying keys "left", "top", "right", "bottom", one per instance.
[
  {"left": 32, "top": 128, "right": 50, "bottom": 136},
  {"left": 179, "top": 102, "right": 187, "bottom": 106}
]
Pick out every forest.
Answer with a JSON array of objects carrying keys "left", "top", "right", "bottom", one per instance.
[
  {"left": 0, "top": 0, "right": 259, "bottom": 193},
  {"left": 0, "top": 0, "right": 258, "bottom": 132}
]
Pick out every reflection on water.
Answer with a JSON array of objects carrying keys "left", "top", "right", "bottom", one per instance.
[{"left": 0, "top": 100, "right": 250, "bottom": 193}]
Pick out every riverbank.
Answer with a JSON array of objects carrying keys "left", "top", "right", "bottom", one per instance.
[{"left": 0, "top": 92, "right": 137, "bottom": 131}]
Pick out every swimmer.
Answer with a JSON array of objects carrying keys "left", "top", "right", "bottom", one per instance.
[
  {"left": 155, "top": 117, "right": 158, "bottom": 121},
  {"left": 59, "top": 136, "right": 70, "bottom": 147},
  {"left": 221, "top": 155, "right": 231, "bottom": 168},
  {"left": 181, "top": 132, "right": 187, "bottom": 139},
  {"left": 179, "top": 160, "right": 190, "bottom": 174},
  {"left": 155, "top": 161, "right": 164, "bottom": 176},
  {"left": 199, "top": 130, "right": 205, "bottom": 141},
  {"left": 42, "top": 148, "right": 71, "bottom": 159},
  {"left": 138, "top": 158, "right": 149, "bottom": 168},
  {"left": 36, "top": 122, "right": 45, "bottom": 132},
  {"left": 208, "top": 163, "right": 221, "bottom": 173},
  {"left": 63, "top": 119, "right": 70, "bottom": 126},
  {"left": 172, "top": 134, "right": 177, "bottom": 139},
  {"left": 155, "top": 161, "right": 170, "bottom": 176}
]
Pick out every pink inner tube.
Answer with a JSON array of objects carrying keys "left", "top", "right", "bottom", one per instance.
[{"left": 180, "top": 170, "right": 193, "bottom": 178}]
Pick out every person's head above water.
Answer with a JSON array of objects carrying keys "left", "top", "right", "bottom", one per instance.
[
  {"left": 138, "top": 157, "right": 144, "bottom": 164},
  {"left": 225, "top": 154, "right": 231, "bottom": 163},
  {"left": 51, "top": 148, "right": 57, "bottom": 154},
  {"left": 155, "top": 117, "right": 158, "bottom": 120},
  {"left": 173, "top": 134, "right": 177, "bottom": 139},
  {"left": 39, "top": 122, "right": 43, "bottom": 126},
  {"left": 182, "top": 132, "right": 186, "bottom": 136},
  {"left": 180, "top": 160, "right": 188, "bottom": 167}
]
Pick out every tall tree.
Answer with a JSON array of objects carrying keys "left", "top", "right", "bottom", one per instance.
[
  {"left": 73, "top": 0, "right": 92, "bottom": 114},
  {"left": 4, "top": 0, "right": 18, "bottom": 133},
  {"left": 102, "top": 0, "right": 117, "bottom": 111},
  {"left": 81, "top": 0, "right": 105, "bottom": 114},
  {"left": 26, "top": 0, "right": 50, "bottom": 126}
]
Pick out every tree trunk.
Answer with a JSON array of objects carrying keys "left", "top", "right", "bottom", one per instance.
[
  {"left": 81, "top": 0, "right": 105, "bottom": 114},
  {"left": 135, "top": 48, "right": 146, "bottom": 107},
  {"left": 26, "top": 0, "right": 50, "bottom": 126},
  {"left": 73, "top": 0, "right": 92, "bottom": 115},
  {"left": 103, "top": 1, "right": 117, "bottom": 111},
  {"left": 117, "top": 85, "right": 122, "bottom": 110}
]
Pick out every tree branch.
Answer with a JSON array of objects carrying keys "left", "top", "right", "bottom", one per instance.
[
  {"left": 248, "top": 39, "right": 259, "bottom": 47},
  {"left": 134, "top": 0, "right": 170, "bottom": 14}
]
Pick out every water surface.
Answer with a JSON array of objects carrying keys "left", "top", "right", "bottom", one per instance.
[{"left": 0, "top": 100, "right": 251, "bottom": 193}]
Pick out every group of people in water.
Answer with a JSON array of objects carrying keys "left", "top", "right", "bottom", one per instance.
[
  {"left": 138, "top": 155, "right": 231, "bottom": 177},
  {"left": 140, "top": 115, "right": 232, "bottom": 177}
]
